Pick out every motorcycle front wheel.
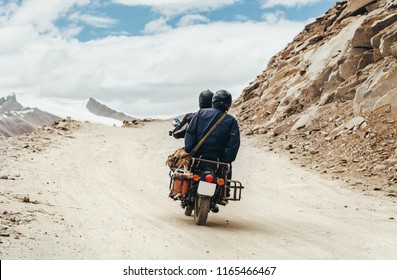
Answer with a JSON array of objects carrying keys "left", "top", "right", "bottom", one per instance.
[
  {"left": 184, "top": 205, "right": 193, "bottom": 216},
  {"left": 194, "top": 195, "right": 210, "bottom": 226}
]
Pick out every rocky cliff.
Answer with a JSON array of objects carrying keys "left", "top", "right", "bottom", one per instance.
[
  {"left": 234, "top": 0, "right": 397, "bottom": 193},
  {"left": 0, "top": 94, "right": 60, "bottom": 137}
]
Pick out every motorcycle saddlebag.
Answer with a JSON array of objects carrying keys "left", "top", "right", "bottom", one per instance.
[{"left": 171, "top": 173, "right": 191, "bottom": 196}]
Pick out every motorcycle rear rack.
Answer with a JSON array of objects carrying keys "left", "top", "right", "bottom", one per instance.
[
  {"left": 227, "top": 180, "right": 244, "bottom": 201},
  {"left": 190, "top": 157, "right": 230, "bottom": 179},
  {"left": 190, "top": 158, "right": 244, "bottom": 201}
]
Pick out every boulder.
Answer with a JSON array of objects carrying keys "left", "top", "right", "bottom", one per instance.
[
  {"left": 369, "top": 65, "right": 397, "bottom": 99},
  {"left": 308, "top": 35, "right": 324, "bottom": 45},
  {"left": 291, "top": 106, "right": 324, "bottom": 131},
  {"left": 360, "top": 98, "right": 378, "bottom": 113},
  {"left": 371, "top": 13, "right": 397, "bottom": 34},
  {"left": 336, "top": 79, "right": 365, "bottom": 101},
  {"left": 354, "top": 60, "right": 391, "bottom": 107},
  {"left": 357, "top": 50, "right": 374, "bottom": 71},
  {"left": 242, "top": 82, "right": 260, "bottom": 101},
  {"left": 380, "top": 32, "right": 397, "bottom": 57},
  {"left": 338, "top": 54, "right": 362, "bottom": 80},
  {"left": 323, "top": 80, "right": 340, "bottom": 93},
  {"left": 294, "top": 41, "right": 310, "bottom": 53},
  {"left": 339, "top": 0, "right": 377, "bottom": 19},
  {"left": 372, "top": 88, "right": 395, "bottom": 112},
  {"left": 344, "top": 116, "right": 366, "bottom": 130},
  {"left": 274, "top": 118, "right": 298, "bottom": 135},
  {"left": 371, "top": 32, "right": 384, "bottom": 61},
  {"left": 351, "top": 27, "right": 373, "bottom": 48}
]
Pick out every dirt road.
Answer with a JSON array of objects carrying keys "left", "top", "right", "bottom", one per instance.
[{"left": 1, "top": 120, "right": 396, "bottom": 259}]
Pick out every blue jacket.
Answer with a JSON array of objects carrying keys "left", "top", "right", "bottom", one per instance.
[{"left": 184, "top": 108, "right": 240, "bottom": 163}]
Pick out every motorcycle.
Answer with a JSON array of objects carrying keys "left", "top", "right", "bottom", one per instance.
[{"left": 168, "top": 118, "right": 244, "bottom": 226}]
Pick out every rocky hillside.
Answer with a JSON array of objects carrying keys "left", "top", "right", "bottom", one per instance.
[
  {"left": 86, "top": 97, "right": 137, "bottom": 122},
  {"left": 0, "top": 94, "right": 60, "bottom": 137},
  {"left": 234, "top": 0, "right": 397, "bottom": 193}
]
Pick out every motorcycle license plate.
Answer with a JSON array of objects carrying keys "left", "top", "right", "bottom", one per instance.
[{"left": 197, "top": 181, "right": 216, "bottom": 196}]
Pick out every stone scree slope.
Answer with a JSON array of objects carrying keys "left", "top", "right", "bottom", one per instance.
[{"left": 233, "top": 0, "right": 397, "bottom": 193}]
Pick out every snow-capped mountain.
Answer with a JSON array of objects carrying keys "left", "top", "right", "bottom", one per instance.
[
  {"left": 0, "top": 93, "right": 139, "bottom": 137},
  {"left": 0, "top": 93, "right": 60, "bottom": 137}
]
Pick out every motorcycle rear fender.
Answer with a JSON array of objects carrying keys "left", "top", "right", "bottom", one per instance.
[{"left": 197, "top": 181, "right": 216, "bottom": 196}]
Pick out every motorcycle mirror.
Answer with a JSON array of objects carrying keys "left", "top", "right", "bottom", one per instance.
[{"left": 172, "top": 118, "right": 181, "bottom": 127}]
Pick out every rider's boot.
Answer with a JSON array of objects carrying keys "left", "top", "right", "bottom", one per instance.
[
  {"left": 211, "top": 205, "right": 219, "bottom": 213},
  {"left": 218, "top": 199, "right": 228, "bottom": 206}
]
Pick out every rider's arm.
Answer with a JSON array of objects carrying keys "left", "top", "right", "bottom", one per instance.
[
  {"left": 223, "top": 118, "right": 240, "bottom": 163},
  {"left": 184, "top": 112, "right": 199, "bottom": 152},
  {"left": 180, "top": 113, "right": 193, "bottom": 128}
]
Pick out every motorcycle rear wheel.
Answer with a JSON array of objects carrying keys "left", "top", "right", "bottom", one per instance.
[{"left": 194, "top": 195, "right": 210, "bottom": 226}]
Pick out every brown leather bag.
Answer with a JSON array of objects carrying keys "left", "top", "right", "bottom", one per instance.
[{"left": 166, "top": 148, "right": 191, "bottom": 169}]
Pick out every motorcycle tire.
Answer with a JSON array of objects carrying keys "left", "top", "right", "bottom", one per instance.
[
  {"left": 194, "top": 195, "right": 210, "bottom": 226},
  {"left": 184, "top": 206, "right": 193, "bottom": 216}
]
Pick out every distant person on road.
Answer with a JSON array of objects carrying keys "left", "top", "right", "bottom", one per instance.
[{"left": 169, "top": 90, "right": 214, "bottom": 139}]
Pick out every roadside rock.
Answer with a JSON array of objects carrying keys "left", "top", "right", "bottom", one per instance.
[{"left": 344, "top": 116, "right": 366, "bottom": 130}]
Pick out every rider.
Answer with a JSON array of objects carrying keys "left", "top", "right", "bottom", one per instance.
[
  {"left": 184, "top": 90, "right": 240, "bottom": 207},
  {"left": 169, "top": 90, "right": 214, "bottom": 139}
]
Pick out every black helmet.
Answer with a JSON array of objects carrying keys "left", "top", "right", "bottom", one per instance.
[
  {"left": 212, "top": 90, "right": 232, "bottom": 111},
  {"left": 199, "top": 90, "right": 214, "bottom": 109}
]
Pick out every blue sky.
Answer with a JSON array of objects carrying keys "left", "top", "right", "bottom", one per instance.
[
  {"left": 0, "top": 0, "right": 338, "bottom": 117},
  {"left": 55, "top": 0, "right": 337, "bottom": 41}
]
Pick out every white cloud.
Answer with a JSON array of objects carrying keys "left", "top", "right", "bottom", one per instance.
[
  {"left": 235, "top": 14, "right": 251, "bottom": 22},
  {"left": 6, "top": 0, "right": 90, "bottom": 33},
  {"left": 261, "top": 0, "right": 320, "bottom": 8},
  {"left": 61, "top": 25, "right": 84, "bottom": 38},
  {"left": 142, "top": 17, "right": 172, "bottom": 34},
  {"left": 0, "top": 1, "right": 18, "bottom": 24},
  {"left": 69, "top": 12, "right": 118, "bottom": 28},
  {"left": 177, "top": 14, "right": 209, "bottom": 27},
  {"left": 112, "top": 0, "right": 240, "bottom": 17},
  {"left": 0, "top": 0, "right": 305, "bottom": 118},
  {"left": 262, "top": 10, "right": 286, "bottom": 24}
]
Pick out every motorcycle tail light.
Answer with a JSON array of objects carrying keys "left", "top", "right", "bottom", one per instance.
[
  {"left": 217, "top": 178, "right": 225, "bottom": 186},
  {"left": 205, "top": 174, "right": 214, "bottom": 183},
  {"left": 192, "top": 174, "right": 200, "bottom": 182}
]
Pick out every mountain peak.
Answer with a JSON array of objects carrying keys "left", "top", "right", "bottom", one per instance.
[
  {"left": 86, "top": 97, "right": 137, "bottom": 122},
  {"left": 0, "top": 93, "right": 60, "bottom": 137},
  {"left": 0, "top": 92, "right": 23, "bottom": 113}
]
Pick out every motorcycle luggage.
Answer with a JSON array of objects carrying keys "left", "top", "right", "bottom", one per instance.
[
  {"left": 166, "top": 148, "right": 191, "bottom": 169},
  {"left": 171, "top": 172, "right": 191, "bottom": 196}
]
